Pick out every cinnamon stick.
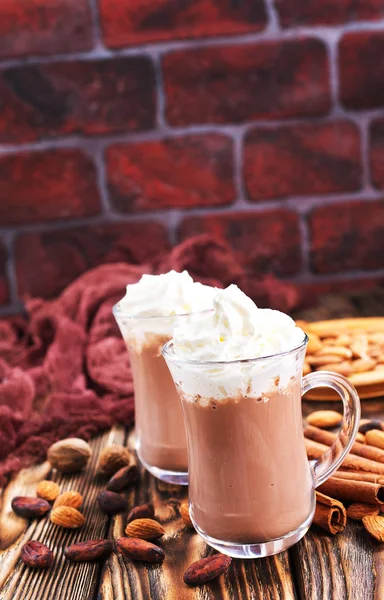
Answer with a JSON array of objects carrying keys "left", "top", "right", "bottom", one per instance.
[
  {"left": 318, "top": 477, "right": 384, "bottom": 505},
  {"left": 335, "top": 471, "right": 384, "bottom": 484},
  {"left": 305, "top": 438, "right": 384, "bottom": 475},
  {"left": 305, "top": 425, "right": 384, "bottom": 464},
  {"left": 313, "top": 492, "right": 347, "bottom": 534}
]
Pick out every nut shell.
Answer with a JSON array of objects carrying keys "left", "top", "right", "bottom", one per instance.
[
  {"left": 47, "top": 438, "right": 91, "bottom": 473},
  {"left": 125, "top": 518, "right": 165, "bottom": 540},
  {"left": 50, "top": 506, "right": 85, "bottom": 529},
  {"left": 116, "top": 537, "right": 164, "bottom": 563},
  {"left": 64, "top": 539, "right": 113, "bottom": 562},
  {"left": 97, "top": 491, "right": 127, "bottom": 515},
  {"left": 184, "top": 554, "right": 232, "bottom": 586},
  {"left": 98, "top": 445, "right": 131, "bottom": 476},
  {"left": 21, "top": 541, "right": 53, "bottom": 569},
  {"left": 12, "top": 497, "right": 51, "bottom": 519}
]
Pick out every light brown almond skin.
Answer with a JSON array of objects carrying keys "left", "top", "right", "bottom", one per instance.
[
  {"left": 362, "top": 515, "right": 384, "bottom": 541},
  {"left": 50, "top": 506, "right": 85, "bottom": 529},
  {"left": 184, "top": 554, "right": 232, "bottom": 586},
  {"left": 12, "top": 497, "right": 51, "bottom": 519},
  {"left": 98, "top": 446, "right": 131, "bottom": 476},
  {"left": 125, "top": 518, "right": 165, "bottom": 540},
  {"left": 116, "top": 537, "right": 165, "bottom": 564},
  {"left": 47, "top": 438, "right": 91, "bottom": 473},
  {"left": 64, "top": 540, "right": 113, "bottom": 562},
  {"left": 53, "top": 491, "right": 83, "bottom": 510},
  {"left": 180, "top": 502, "right": 194, "bottom": 528},
  {"left": 307, "top": 410, "right": 342, "bottom": 429},
  {"left": 127, "top": 503, "right": 155, "bottom": 523},
  {"left": 347, "top": 503, "right": 380, "bottom": 520},
  {"left": 36, "top": 480, "right": 60, "bottom": 502},
  {"left": 21, "top": 541, "right": 54, "bottom": 569}
]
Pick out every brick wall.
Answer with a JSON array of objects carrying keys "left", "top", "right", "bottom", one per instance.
[{"left": 1, "top": 0, "right": 384, "bottom": 314}]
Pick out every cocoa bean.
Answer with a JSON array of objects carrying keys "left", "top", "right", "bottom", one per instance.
[
  {"left": 184, "top": 554, "right": 232, "bottom": 586},
  {"left": 12, "top": 497, "right": 51, "bottom": 519},
  {"left": 127, "top": 503, "right": 154, "bottom": 523},
  {"left": 116, "top": 537, "right": 164, "bottom": 564},
  {"left": 64, "top": 539, "right": 113, "bottom": 562},
  {"left": 107, "top": 465, "right": 139, "bottom": 492},
  {"left": 97, "top": 491, "right": 127, "bottom": 515},
  {"left": 21, "top": 541, "right": 53, "bottom": 569}
]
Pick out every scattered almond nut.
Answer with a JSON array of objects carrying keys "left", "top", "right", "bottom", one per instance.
[
  {"left": 184, "top": 554, "right": 232, "bottom": 587},
  {"left": 362, "top": 515, "right": 384, "bottom": 541},
  {"left": 98, "top": 445, "right": 131, "bottom": 476},
  {"left": 36, "top": 480, "right": 60, "bottom": 502},
  {"left": 180, "top": 502, "right": 194, "bottom": 528},
  {"left": 48, "top": 438, "right": 91, "bottom": 473},
  {"left": 50, "top": 506, "right": 85, "bottom": 529},
  {"left": 347, "top": 503, "right": 380, "bottom": 520},
  {"left": 307, "top": 410, "right": 342, "bottom": 429},
  {"left": 366, "top": 430, "right": 384, "bottom": 450},
  {"left": 125, "top": 518, "right": 165, "bottom": 541},
  {"left": 53, "top": 491, "right": 83, "bottom": 510},
  {"left": 21, "top": 541, "right": 54, "bottom": 569}
]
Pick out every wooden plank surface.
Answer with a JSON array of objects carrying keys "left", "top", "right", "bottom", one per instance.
[{"left": 1, "top": 288, "right": 384, "bottom": 600}]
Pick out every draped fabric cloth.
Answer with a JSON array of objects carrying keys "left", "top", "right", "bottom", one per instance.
[{"left": 0, "top": 236, "right": 302, "bottom": 486}]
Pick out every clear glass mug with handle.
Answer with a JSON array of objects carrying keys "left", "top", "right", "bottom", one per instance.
[{"left": 162, "top": 334, "right": 360, "bottom": 558}]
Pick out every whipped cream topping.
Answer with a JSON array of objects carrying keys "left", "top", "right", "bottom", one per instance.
[
  {"left": 114, "top": 271, "right": 215, "bottom": 341},
  {"left": 117, "top": 270, "right": 215, "bottom": 317},
  {"left": 168, "top": 285, "right": 305, "bottom": 402}
]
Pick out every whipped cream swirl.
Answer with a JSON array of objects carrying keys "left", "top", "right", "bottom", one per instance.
[
  {"left": 170, "top": 285, "right": 305, "bottom": 402},
  {"left": 117, "top": 270, "right": 215, "bottom": 317}
]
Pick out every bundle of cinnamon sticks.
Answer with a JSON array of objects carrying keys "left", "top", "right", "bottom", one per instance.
[{"left": 306, "top": 412, "right": 384, "bottom": 540}]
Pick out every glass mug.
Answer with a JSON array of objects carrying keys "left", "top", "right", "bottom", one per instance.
[
  {"left": 162, "top": 334, "right": 360, "bottom": 558},
  {"left": 113, "top": 306, "right": 211, "bottom": 485}
]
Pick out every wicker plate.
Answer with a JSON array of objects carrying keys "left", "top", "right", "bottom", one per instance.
[{"left": 301, "top": 317, "right": 384, "bottom": 401}]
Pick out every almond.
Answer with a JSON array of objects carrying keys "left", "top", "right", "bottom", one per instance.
[
  {"left": 50, "top": 506, "right": 85, "bottom": 529},
  {"left": 362, "top": 515, "right": 384, "bottom": 541},
  {"left": 125, "top": 518, "right": 165, "bottom": 540},
  {"left": 127, "top": 503, "right": 155, "bottom": 523},
  {"left": 366, "top": 430, "right": 384, "bottom": 450},
  {"left": 47, "top": 438, "right": 91, "bottom": 473},
  {"left": 116, "top": 537, "right": 165, "bottom": 564},
  {"left": 64, "top": 539, "right": 113, "bottom": 562},
  {"left": 306, "top": 410, "right": 342, "bottom": 429},
  {"left": 53, "top": 491, "right": 83, "bottom": 510},
  {"left": 347, "top": 503, "right": 380, "bottom": 520},
  {"left": 184, "top": 554, "right": 232, "bottom": 586},
  {"left": 98, "top": 445, "right": 131, "bottom": 476},
  {"left": 21, "top": 541, "right": 53, "bottom": 569},
  {"left": 36, "top": 480, "right": 60, "bottom": 502},
  {"left": 180, "top": 502, "right": 194, "bottom": 528},
  {"left": 12, "top": 497, "right": 51, "bottom": 519}
]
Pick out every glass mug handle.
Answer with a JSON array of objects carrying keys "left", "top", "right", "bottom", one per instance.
[{"left": 302, "top": 371, "right": 361, "bottom": 487}]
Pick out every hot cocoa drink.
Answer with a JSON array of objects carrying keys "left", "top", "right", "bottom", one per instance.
[{"left": 113, "top": 271, "right": 214, "bottom": 484}]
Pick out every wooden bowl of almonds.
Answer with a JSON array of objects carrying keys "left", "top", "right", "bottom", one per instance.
[{"left": 298, "top": 317, "right": 384, "bottom": 400}]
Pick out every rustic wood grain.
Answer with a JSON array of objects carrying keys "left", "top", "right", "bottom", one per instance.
[
  {"left": 98, "top": 432, "right": 297, "bottom": 600},
  {"left": 0, "top": 427, "right": 125, "bottom": 600}
]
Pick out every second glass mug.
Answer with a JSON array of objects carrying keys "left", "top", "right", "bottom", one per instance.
[
  {"left": 163, "top": 334, "right": 360, "bottom": 558},
  {"left": 113, "top": 305, "right": 211, "bottom": 485}
]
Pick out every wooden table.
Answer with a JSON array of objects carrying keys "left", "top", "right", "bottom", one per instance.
[{"left": 1, "top": 289, "right": 384, "bottom": 600}]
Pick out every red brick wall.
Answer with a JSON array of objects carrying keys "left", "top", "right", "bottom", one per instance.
[{"left": 1, "top": 0, "right": 384, "bottom": 313}]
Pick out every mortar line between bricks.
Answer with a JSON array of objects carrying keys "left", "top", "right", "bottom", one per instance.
[
  {"left": 1, "top": 109, "right": 384, "bottom": 157},
  {"left": 264, "top": 0, "right": 281, "bottom": 32},
  {"left": 1, "top": 231, "right": 20, "bottom": 306},
  {"left": 87, "top": 0, "right": 105, "bottom": 51},
  {"left": 2, "top": 20, "right": 384, "bottom": 68},
  {"left": 152, "top": 55, "right": 167, "bottom": 128},
  {"left": 297, "top": 215, "right": 311, "bottom": 277},
  {"left": 358, "top": 114, "right": 374, "bottom": 189},
  {"left": 0, "top": 191, "right": 381, "bottom": 239}
]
